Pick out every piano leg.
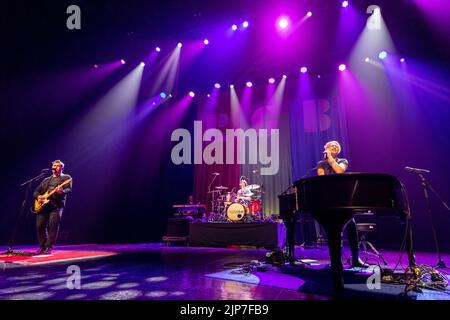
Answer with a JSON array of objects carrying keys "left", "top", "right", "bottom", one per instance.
[
  {"left": 284, "top": 218, "right": 296, "bottom": 262},
  {"left": 323, "top": 225, "right": 345, "bottom": 292}
]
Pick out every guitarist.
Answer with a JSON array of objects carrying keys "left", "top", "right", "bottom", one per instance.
[{"left": 33, "top": 160, "right": 72, "bottom": 254}]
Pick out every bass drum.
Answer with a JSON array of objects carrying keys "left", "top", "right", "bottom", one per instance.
[{"left": 226, "top": 203, "right": 249, "bottom": 221}]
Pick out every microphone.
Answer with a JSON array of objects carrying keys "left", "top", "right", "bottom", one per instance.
[
  {"left": 212, "top": 172, "right": 220, "bottom": 175},
  {"left": 404, "top": 166, "right": 430, "bottom": 174},
  {"left": 41, "top": 168, "right": 51, "bottom": 172}
]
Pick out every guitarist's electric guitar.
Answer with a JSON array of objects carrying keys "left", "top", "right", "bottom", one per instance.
[{"left": 33, "top": 178, "right": 73, "bottom": 214}]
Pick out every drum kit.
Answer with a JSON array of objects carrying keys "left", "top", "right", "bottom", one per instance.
[{"left": 208, "top": 184, "right": 264, "bottom": 222}]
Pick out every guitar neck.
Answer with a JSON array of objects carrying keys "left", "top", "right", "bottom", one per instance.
[{"left": 45, "top": 178, "right": 72, "bottom": 197}]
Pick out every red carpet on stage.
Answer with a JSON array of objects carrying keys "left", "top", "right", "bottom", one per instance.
[{"left": 0, "top": 250, "right": 117, "bottom": 266}]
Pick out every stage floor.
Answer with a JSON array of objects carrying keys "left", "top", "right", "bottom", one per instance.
[{"left": 0, "top": 243, "right": 449, "bottom": 300}]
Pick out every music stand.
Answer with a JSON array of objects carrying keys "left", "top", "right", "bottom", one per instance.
[{"left": 2, "top": 171, "right": 48, "bottom": 256}]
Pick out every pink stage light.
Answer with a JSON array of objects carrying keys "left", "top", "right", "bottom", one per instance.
[
  {"left": 120, "top": 59, "right": 126, "bottom": 65},
  {"left": 342, "top": 1, "right": 349, "bottom": 8},
  {"left": 307, "top": 11, "right": 313, "bottom": 17},
  {"left": 268, "top": 78, "right": 275, "bottom": 84},
  {"left": 188, "top": 91, "right": 195, "bottom": 98},
  {"left": 203, "top": 39, "right": 209, "bottom": 45},
  {"left": 246, "top": 81, "right": 253, "bottom": 88},
  {"left": 338, "top": 64, "right": 347, "bottom": 72},
  {"left": 278, "top": 17, "right": 289, "bottom": 29},
  {"left": 155, "top": 47, "right": 161, "bottom": 52},
  {"left": 242, "top": 21, "right": 249, "bottom": 28},
  {"left": 231, "top": 24, "right": 238, "bottom": 31},
  {"left": 300, "top": 66, "right": 308, "bottom": 74}
]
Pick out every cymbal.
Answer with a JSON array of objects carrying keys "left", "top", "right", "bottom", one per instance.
[
  {"left": 246, "top": 184, "right": 260, "bottom": 190},
  {"left": 215, "top": 186, "right": 228, "bottom": 190}
]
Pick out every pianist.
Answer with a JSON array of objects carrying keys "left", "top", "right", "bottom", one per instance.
[{"left": 317, "top": 140, "right": 368, "bottom": 268}]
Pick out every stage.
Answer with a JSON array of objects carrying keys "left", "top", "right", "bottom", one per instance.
[{"left": 1, "top": 243, "right": 449, "bottom": 300}]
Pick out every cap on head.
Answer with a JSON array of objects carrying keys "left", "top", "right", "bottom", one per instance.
[{"left": 324, "top": 141, "right": 341, "bottom": 154}]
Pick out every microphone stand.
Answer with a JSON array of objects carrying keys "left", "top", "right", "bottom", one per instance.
[
  {"left": 414, "top": 172, "right": 448, "bottom": 268},
  {"left": 207, "top": 174, "right": 219, "bottom": 214},
  {"left": 3, "top": 171, "right": 48, "bottom": 256}
]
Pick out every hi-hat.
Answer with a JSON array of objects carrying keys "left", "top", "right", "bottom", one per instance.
[{"left": 215, "top": 186, "right": 228, "bottom": 190}]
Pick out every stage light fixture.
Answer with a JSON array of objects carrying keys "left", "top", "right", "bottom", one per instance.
[
  {"left": 338, "top": 64, "right": 347, "bottom": 72},
  {"left": 232, "top": 24, "right": 238, "bottom": 31},
  {"left": 188, "top": 91, "right": 195, "bottom": 97},
  {"left": 342, "top": 1, "right": 349, "bottom": 8},
  {"left": 140, "top": 62, "right": 145, "bottom": 67},
  {"left": 203, "top": 39, "right": 209, "bottom": 45},
  {"left": 400, "top": 58, "right": 405, "bottom": 63},
  {"left": 230, "top": 84, "right": 234, "bottom": 88},
  {"left": 378, "top": 50, "right": 388, "bottom": 60},
  {"left": 268, "top": 78, "right": 275, "bottom": 84},
  {"left": 160, "top": 92, "right": 167, "bottom": 99},
  {"left": 278, "top": 17, "right": 289, "bottom": 29},
  {"left": 177, "top": 42, "right": 183, "bottom": 48},
  {"left": 214, "top": 83, "right": 221, "bottom": 89},
  {"left": 155, "top": 47, "right": 161, "bottom": 52},
  {"left": 307, "top": 11, "right": 313, "bottom": 17},
  {"left": 365, "top": 57, "right": 370, "bottom": 62},
  {"left": 300, "top": 67, "right": 308, "bottom": 74},
  {"left": 242, "top": 21, "right": 249, "bottom": 28},
  {"left": 282, "top": 74, "right": 287, "bottom": 79},
  {"left": 246, "top": 81, "right": 253, "bottom": 87},
  {"left": 120, "top": 59, "right": 126, "bottom": 65}
]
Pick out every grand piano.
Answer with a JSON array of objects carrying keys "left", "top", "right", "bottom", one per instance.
[{"left": 293, "top": 173, "right": 415, "bottom": 291}]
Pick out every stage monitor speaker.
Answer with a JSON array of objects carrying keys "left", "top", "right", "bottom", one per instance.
[{"left": 166, "top": 218, "right": 191, "bottom": 237}]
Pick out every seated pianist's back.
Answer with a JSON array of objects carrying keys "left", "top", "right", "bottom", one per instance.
[{"left": 294, "top": 172, "right": 412, "bottom": 291}]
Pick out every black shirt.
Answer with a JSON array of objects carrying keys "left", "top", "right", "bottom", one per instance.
[
  {"left": 317, "top": 158, "right": 348, "bottom": 175},
  {"left": 33, "top": 174, "right": 73, "bottom": 208}
]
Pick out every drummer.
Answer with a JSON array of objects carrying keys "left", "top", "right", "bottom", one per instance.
[{"left": 236, "top": 176, "right": 253, "bottom": 205}]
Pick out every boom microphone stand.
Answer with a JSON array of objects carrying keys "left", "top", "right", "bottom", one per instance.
[
  {"left": 3, "top": 170, "right": 48, "bottom": 256},
  {"left": 405, "top": 166, "right": 449, "bottom": 268}
]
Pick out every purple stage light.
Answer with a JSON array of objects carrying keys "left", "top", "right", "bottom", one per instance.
[
  {"left": 338, "top": 64, "right": 347, "bottom": 72},
  {"left": 268, "top": 78, "right": 275, "bottom": 84},
  {"left": 378, "top": 51, "right": 388, "bottom": 60},
  {"left": 242, "top": 21, "right": 249, "bottom": 28},
  {"left": 120, "top": 59, "right": 126, "bottom": 65},
  {"left": 342, "top": 1, "right": 349, "bottom": 8},
  {"left": 207, "top": 94, "right": 211, "bottom": 98},
  {"left": 177, "top": 42, "right": 183, "bottom": 48},
  {"left": 365, "top": 57, "right": 370, "bottom": 62},
  {"left": 282, "top": 74, "right": 287, "bottom": 79},
  {"left": 232, "top": 24, "right": 238, "bottom": 31},
  {"left": 246, "top": 81, "right": 253, "bottom": 88},
  {"left": 160, "top": 92, "right": 167, "bottom": 99},
  {"left": 188, "top": 91, "right": 195, "bottom": 98},
  {"left": 94, "top": 64, "right": 98, "bottom": 68},
  {"left": 203, "top": 39, "right": 209, "bottom": 45},
  {"left": 155, "top": 47, "right": 161, "bottom": 52},
  {"left": 300, "top": 67, "right": 308, "bottom": 74},
  {"left": 214, "top": 83, "right": 221, "bottom": 89},
  {"left": 278, "top": 17, "right": 289, "bottom": 29},
  {"left": 140, "top": 62, "right": 145, "bottom": 67},
  {"left": 307, "top": 11, "right": 313, "bottom": 17},
  {"left": 230, "top": 84, "right": 234, "bottom": 89},
  {"left": 400, "top": 58, "right": 405, "bottom": 63}
]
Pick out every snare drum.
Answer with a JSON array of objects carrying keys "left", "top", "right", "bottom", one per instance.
[{"left": 226, "top": 203, "right": 249, "bottom": 221}]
